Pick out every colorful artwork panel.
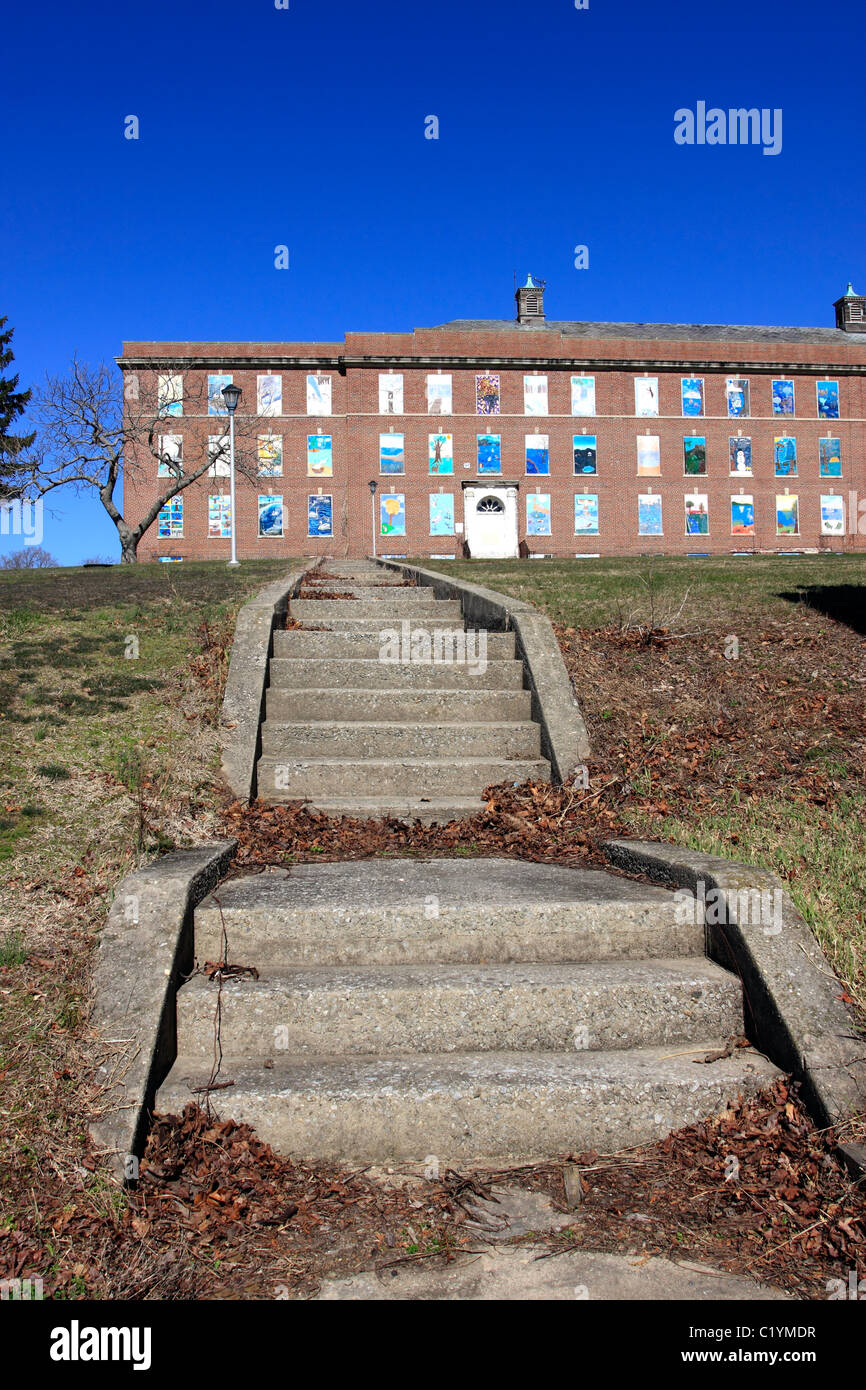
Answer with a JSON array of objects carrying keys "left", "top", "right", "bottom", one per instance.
[
  {"left": 634, "top": 378, "right": 659, "bottom": 417},
  {"left": 308, "top": 494, "right": 333, "bottom": 536},
  {"left": 158, "top": 373, "right": 182, "bottom": 417},
  {"left": 526, "top": 493, "right": 551, "bottom": 536},
  {"left": 525, "top": 434, "right": 549, "bottom": 475},
  {"left": 726, "top": 378, "right": 750, "bottom": 417},
  {"left": 820, "top": 495, "right": 845, "bottom": 534},
  {"left": 477, "top": 434, "right": 501, "bottom": 473},
  {"left": 573, "top": 435, "right": 597, "bottom": 474},
  {"left": 475, "top": 373, "right": 500, "bottom": 415},
  {"left": 638, "top": 494, "right": 663, "bottom": 535},
  {"left": 523, "top": 375, "right": 548, "bottom": 415},
  {"left": 307, "top": 434, "right": 333, "bottom": 477},
  {"left": 306, "top": 374, "right": 332, "bottom": 415},
  {"left": 208, "top": 495, "right": 232, "bottom": 538},
  {"left": 426, "top": 374, "right": 452, "bottom": 414},
  {"left": 772, "top": 379, "right": 795, "bottom": 416},
  {"left": 683, "top": 435, "right": 707, "bottom": 475},
  {"left": 731, "top": 496, "right": 755, "bottom": 535},
  {"left": 379, "top": 433, "right": 405, "bottom": 473},
  {"left": 684, "top": 492, "right": 709, "bottom": 535},
  {"left": 429, "top": 494, "right": 455, "bottom": 536},
  {"left": 774, "top": 436, "right": 797, "bottom": 476},
  {"left": 380, "top": 493, "right": 406, "bottom": 536},
  {"left": 207, "top": 375, "right": 232, "bottom": 415},
  {"left": 729, "top": 436, "right": 752, "bottom": 475},
  {"left": 157, "top": 434, "right": 183, "bottom": 476},
  {"left": 817, "top": 380, "right": 839, "bottom": 420},
  {"left": 157, "top": 498, "right": 183, "bottom": 538},
  {"left": 819, "top": 438, "right": 842, "bottom": 476},
  {"left": 257, "top": 375, "right": 282, "bottom": 416},
  {"left": 258, "top": 495, "right": 283, "bottom": 538},
  {"left": 574, "top": 493, "right": 599, "bottom": 534},
  {"left": 681, "top": 377, "right": 704, "bottom": 417},
  {"left": 257, "top": 434, "right": 283, "bottom": 477},
  {"left": 637, "top": 436, "right": 661, "bottom": 475},
  {"left": 428, "top": 433, "right": 453, "bottom": 474},
  {"left": 379, "top": 373, "right": 403, "bottom": 414},
  {"left": 776, "top": 494, "right": 799, "bottom": 535},
  {"left": 571, "top": 376, "right": 596, "bottom": 416}
]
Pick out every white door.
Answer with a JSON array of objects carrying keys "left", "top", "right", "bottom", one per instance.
[{"left": 463, "top": 486, "right": 519, "bottom": 559}]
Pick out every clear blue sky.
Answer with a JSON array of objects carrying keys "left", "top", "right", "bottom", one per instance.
[{"left": 1, "top": 0, "right": 863, "bottom": 564}]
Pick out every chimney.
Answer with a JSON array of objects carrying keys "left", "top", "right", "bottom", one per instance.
[
  {"left": 515, "top": 274, "right": 546, "bottom": 325},
  {"left": 834, "top": 281, "right": 866, "bottom": 333}
]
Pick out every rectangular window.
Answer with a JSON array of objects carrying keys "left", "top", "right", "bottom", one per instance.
[
  {"left": 477, "top": 433, "right": 501, "bottom": 473},
  {"left": 157, "top": 498, "right": 183, "bottom": 537},
  {"left": 526, "top": 493, "right": 551, "bottom": 535},
  {"left": 820, "top": 495, "right": 844, "bottom": 533},
  {"left": 571, "top": 375, "right": 596, "bottom": 416},
  {"left": 729, "top": 436, "right": 752, "bottom": 476},
  {"left": 208, "top": 375, "right": 232, "bottom": 415},
  {"left": 379, "top": 433, "right": 405, "bottom": 473},
  {"left": 772, "top": 379, "right": 795, "bottom": 416},
  {"left": 379, "top": 373, "right": 403, "bottom": 414},
  {"left": 523, "top": 375, "right": 548, "bottom": 415},
  {"left": 429, "top": 433, "right": 453, "bottom": 474},
  {"left": 306, "top": 374, "right": 332, "bottom": 415},
  {"left": 638, "top": 494, "right": 663, "bottom": 535},
  {"left": 307, "top": 433, "right": 333, "bottom": 477},
  {"left": 725, "top": 377, "right": 750, "bottom": 417},
  {"left": 426, "top": 374, "right": 452, "bottom": 414},
  {"left": 774, "top": 436, "right": 797, "bottom": 476},
  {"left": 257, "top": 434, "right": 283, "bottom": 477},
  {"left": 819, "top": 438, "right": 842, "bottom": 476},
  {"left": 731, "top": 495, "right": 755, "bottom": 535},
  {"left": 816, "top": 380, "right": 840, "bottom": 419},
  {"left": 429, "top": 494, "right": 455, "bottom": 535},
  {"left": 257, "top": 374, "right": 282, "bottom": 416},
  {"left": 308, "top": 494, "right": 333, "bottom": 536},
  {"left": 258, "top": 495, "right": 284, "bottom": 538},
  {"left": 574, "top": 493, "right": 599, "bottom": 535},
  {"left": 207, "top": 495, "right": 232, "bottom": 538},
  {"left": 158, "top": 373, "right": 182, "bottom": 417},
  {"left": 776, "top": 494, "right": 799, "bottom": 535},
  {"left": 684, "top": 492, "right": 709, "bottom": 535},
  {"left": 573, "top": 435, "right": 597, "bottom": 474},
  {"left": 681, "top": 377, "right": 704, "bottom": 417},
  {"left": 683, "top": 435, "right": 707, "bottom": 475},
  {"left": 475, "top": 373, "right": 500, "bottom": 415},
  {"left": 157, "top": 434, "right": 183, "bottom": 476},
  {"left": 637, "top": 435, "right": 660, "bottom": 475},
  {"left": 634, "top": 378, "right": 658, "bottom": 417},
  {"left": 380, "top": 493, "right": 406, "bottom": 537},
  {"left": 525, "top": 434, "right": 549, "bottom": 475}
]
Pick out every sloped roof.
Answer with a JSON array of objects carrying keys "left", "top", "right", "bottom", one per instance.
[{"left": 433, "top": 318, "right": 865, "bottom": 348}]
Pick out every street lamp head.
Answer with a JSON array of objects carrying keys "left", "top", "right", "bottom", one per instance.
[
  {"left": 368, "top": 479, "right": 378, "bottom": 494},
  {"left": 221, "top": 382, "right": 242, "bottom": 414}
]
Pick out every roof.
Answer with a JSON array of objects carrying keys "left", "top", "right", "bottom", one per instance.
[{"left": 432, "top": 318, "right": 866, "bottom": 348}]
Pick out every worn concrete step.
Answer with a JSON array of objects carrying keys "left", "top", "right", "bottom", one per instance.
[
  {"left": 297, "top": 798, "right": 485, "bottom": 824},
  {"left": 159, "top": 1045, "right": 779, "bottom": 1164},
  {"left": 300, "top": 584, "right": 428, "bottom": 599},
  {"left": 268, "top": 657, "right": 524, "bottom": 691},
  {"left": 256, "top": 755, "right": 549, "bottom": 800},
  {"left": 194, "top": 860, "right": 701, "bottom": 968},
  {"left": 265, "top": 687, "right": 532, "bottom": 723},
  {"left": 260, "top": 719, "right": 541, "bottom": 760},
  {"left": 273, "top": 630, "right": 515, "bottom": 660},
  {"left": 175, "top": 958, "right": 743, "bottom": 1060},
  {"left": 289, "top": 615, "right": 472, "bottom": 634},
  {"left": 289, "top": 599, "right": 464, "bottom": 621}
]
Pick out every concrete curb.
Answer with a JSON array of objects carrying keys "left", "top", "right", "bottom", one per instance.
[
  {"left": 376, "top": 559, "right": 590, "bottom": 779},
  {"left": 220, "top": 566, "right": 311, "bottom": 800},
  {"left": 604, "top": 838, "right": 866, "bottom": 1129},
  {"left": 90, "top": 841, "right": 237, "bottom": 1182}
]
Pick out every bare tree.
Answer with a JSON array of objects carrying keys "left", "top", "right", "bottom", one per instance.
[
  {"left": 19, "top": 358, "right": 261, "bottom": 563},
  {"left": 0, "top": 545, "right": 58, "bottom": 569}
]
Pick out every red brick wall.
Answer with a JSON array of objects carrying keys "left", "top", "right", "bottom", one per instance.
[{"left": 119, "top": 326, "right": 866, "bottom": 561}]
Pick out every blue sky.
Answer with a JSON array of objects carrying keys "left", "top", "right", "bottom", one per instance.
[{"left": 1, "top": 0, "right": 862, "bottom": 563}]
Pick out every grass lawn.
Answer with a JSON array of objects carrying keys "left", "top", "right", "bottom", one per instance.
[
  {"left": 420, "top": 553, "right": 866, "bottom": 1021},
  {"left": 0, "top": 559, "right": 296, "bottom": 1294}
]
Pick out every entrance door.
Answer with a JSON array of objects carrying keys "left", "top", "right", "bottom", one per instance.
[{"left": 463, "top": 485, "right": 519, "bottom": 559}]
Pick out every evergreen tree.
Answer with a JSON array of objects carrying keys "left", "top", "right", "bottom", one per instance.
[{"left": 0, "top": 317, "right": 35, "bottom": 499}]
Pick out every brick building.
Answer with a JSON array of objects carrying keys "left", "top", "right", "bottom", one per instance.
[{"left": 119, "top": 278, "right": 866, "bottom": 561}]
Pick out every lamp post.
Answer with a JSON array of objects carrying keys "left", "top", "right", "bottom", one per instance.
[
  {"left": 368, "top": 478, "right": 378, "bottom": 558},
  {"left": 221, "top": 382, "right": 242, "bottom": 567}
]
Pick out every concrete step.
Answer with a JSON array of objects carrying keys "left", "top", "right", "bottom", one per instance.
[
  {"left": 268, "top": 657, "right": 524, "bottom": 690},
  {"left": 260, "top": 720, "right": 541, "bottom": 760},
  {"left": 300, "top": 584, "right": 427, "bottom": 599},
  {"left": 175, "top": 958, "right": 743, "bottom": 1060},
  {"left": 256, "top": 755, "right": 549, "bottom": 799},
  {"left": 265, "top": 687, "right": 533, "bottom": 722},
  {"left": 289, "top": 616, "right": 471, "bottom": 633},
  {"left": 295, "top": 798, "right": 486, "bottom": 824},
  {"left": 272, "top": 629, "right": 515, "bottom": 660},
  {"left": 289, "top": 599, "right": 464, "bottom": 621},
  {"left": 194, "top": 861, "right": 702, "bottom": 968},
  {"left": 159, "top": 1045, "right": 779, "bottom": 1164}
]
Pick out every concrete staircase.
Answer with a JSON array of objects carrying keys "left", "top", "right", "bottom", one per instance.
[
  {"left": 256, "top": 560, "right": 549, "bottom": 822},
  {"left": 159, "top": 859, "right": 779, "bottom": 1165}
]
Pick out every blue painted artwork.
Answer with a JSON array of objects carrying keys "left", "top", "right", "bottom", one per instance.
[
  {"left": 429, "top": 494, "right": 454, "bottom": 535},
  {"left": 258, "top": 495, "right": 283, "bottom": 538},
  {"left": 774, "top": 436, "right": 797, "bottom": 475},
  {"left": 526, "top": 494, "right": 551, "bottom": 535},
  {"left": 819, "top": 438, "right": 842, "bottom": 476},
  {"left": 638, "top": 495, "right": 663, "bottom": 535},
  {"left": 817, "top": 380, "right": 839, "bottom": 420},
  {"left": 573, "top": 436, "right": 597, "bottom": 474},
  {"left": 157, "top": 499, "right": 183, "bottom": 538},
  {"left": 681, "top": 378, "right": 704, "bottom": 417},
  {"left": 729, "top": 437, "right": 752, "bottom": 475},
  {"left": 208, "top": 374, "right": 232, "bottom": 415},
  {"left": 379, "top": 434, "right": 405, "bottom": 474},
  {"left": 308, "top": 494, "right": 333, "bottom": 536},
  {"left": 477, "top": 434, "right": 501, "bottom": 473},
  {"left": 525, "top": 435, "right": 549, "bottom": 475},
  {"left": 574, "top": 494, "right": 599, "bottom": 534},
  {"left": 772, "top": 379, "right": 795, "bottom": 416}
]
